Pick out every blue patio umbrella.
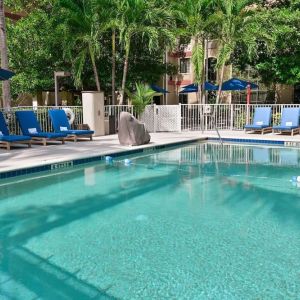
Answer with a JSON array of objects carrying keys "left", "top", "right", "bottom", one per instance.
[
  {"left": 204, "top": 82, "right": 219, "bottom": 91},
  {"left": 182, "top": 83, "right": 198, "bottom": 90},
  {"left": 179, "top": 88, "right": 197, "bottom": 94},
  {"left": 180, "top": 82, "right": 218, "bottom": 93},
  {"left": 0, "top": 68, "right": 15, "bottom": 81},
  {"left": 180, "top": 83, "right": 198, "bottom": 93},
  {"left": 221, "top": 78, "right": 259, "bottom": 107},
  {"left": 221, "top": 78, "right": 258, "bottom": 91},
  {"left": 150, "top": 84, "right": 169, "bottom": 94}
]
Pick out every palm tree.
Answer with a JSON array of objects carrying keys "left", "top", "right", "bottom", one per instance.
[
  {"left": 213, "top": 0, "right": 275, "bottom": 104},
  {"left": 94, "top": 0, "right": 120, "bottom": 104},
  {"left": 176, "top": 0, "right": 215, "bottom": 103},
  {"left": 117, "top": 0, "right": 175, "bottom": 104},
  {"left": 0, "top": 1, "right": 11, "bottom": 108},
  {"left": 111, "top": 28, "right": 116, "bottom": 104},
  {"left": 59, "top": 0, "right": 106, "bottom": 91}
]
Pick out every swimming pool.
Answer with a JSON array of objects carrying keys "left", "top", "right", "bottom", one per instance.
[{"left": 1, "top": 142, "right": 300, "bottom": 299}]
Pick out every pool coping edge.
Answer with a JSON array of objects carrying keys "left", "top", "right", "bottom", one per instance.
[
  {"left": 0, "top": 135, "right": 297, "bottom": 180},
  {"left": 0, "top": 137, "right": 205, "bottom": 180}
]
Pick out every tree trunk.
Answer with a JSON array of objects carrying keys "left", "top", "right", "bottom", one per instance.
[
  {"left": 111, "top": 29, "right": 116, "bottom": 105},
  {"left": 89, "top": 45, "right": 101, "bottom": 92},
  {"left": 0, "top": 1, "right": 11, "bottom": 109},
  {"left": 120, "top": 38, "right": 131, "bottom": 105},
  {"left": 201, "top": 38, "right": 207, "bottom": 104},
  {"left": 193, "top": 37, "right": 201, "bottom": 104},
  {"left": 197, "top": 38, "right": 207, "bottom": 104},
  {"left": 216, "top": 63, "right": 225, "bottom": 105}
]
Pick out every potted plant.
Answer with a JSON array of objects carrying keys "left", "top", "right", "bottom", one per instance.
[{"left": 126, "top": 83, "right": 156, "bottom": 119}]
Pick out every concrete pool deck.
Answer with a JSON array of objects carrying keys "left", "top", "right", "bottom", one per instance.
[{"left": 1, "top": 130, "right": 300, "bottom": 173}]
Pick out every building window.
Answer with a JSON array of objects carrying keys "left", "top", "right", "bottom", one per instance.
[
  {"left": 180, "top": 58, "right": 190, "bottom": 74},
  {"left": 208, "top": 57, "right": 217, "bottom": 82},
  {"left": 179, "top": 94, "right": 188, "bottom": 104}
]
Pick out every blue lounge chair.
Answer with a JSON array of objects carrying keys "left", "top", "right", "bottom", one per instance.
[
  {"left": 16, "top": 110, "right": 67, "bottom": 146},
  {"left": 272, "top": 107, "right": 300, "bottom": 136},
  {"left": 0, "top": 112, "right": 31, "bottom": 150},
  {"left": 48, "top": 109, "right": 94, "bottom": 142},
  {"left": 244, "top": 107, "right": 272, "bottom": 134}
]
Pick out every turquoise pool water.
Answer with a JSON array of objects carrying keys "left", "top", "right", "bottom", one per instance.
[{"left": 1, "top": 142, "right": 300, "bottom": 299}]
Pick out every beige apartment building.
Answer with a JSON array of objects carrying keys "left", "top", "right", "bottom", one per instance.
[{"left": 158, "top": 40, "right": 298, "bottom": 106}]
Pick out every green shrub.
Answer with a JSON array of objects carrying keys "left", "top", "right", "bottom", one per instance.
[{"left": 126, "top": 83, "right": 156, "bottom": 117}]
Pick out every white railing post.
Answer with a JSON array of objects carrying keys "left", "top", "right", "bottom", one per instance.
[
  {"left": 178, "top": 103, "right": 182, "bottom": 132},
  {"left": 205, "top": 105, "right": 208, "bottom": 131},
  {"left": 230, "top": 104, "right": 234, "bottom": 130},
  {"left": 153, "top": 104, "right": 157, "bottom": 133},
  {"left": 187, "top": 105, "right": 190, "bottom": 130}
]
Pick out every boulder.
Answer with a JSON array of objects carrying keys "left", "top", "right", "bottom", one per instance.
[{"left": 118, "top": 112, "right": 151, "bottom": 146}]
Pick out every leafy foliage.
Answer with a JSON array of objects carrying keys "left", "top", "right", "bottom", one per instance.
[
  {"left": 191, "top": 43, "right": 204, "bottom": 84},
  {"left": 4, "top": 0, "right": 300, "bottom": 104},
  {"left": 57, "top": 0, "right": 109, "bottom": 91},
  {"left": 210, "top": 0, "right": 276, "bottom": 104},
  {"left": 116, "top": 0, "right": 176, "bottom": 103},
  {"left": 7, "top": 7, "right": 71, "bottom": 101},
  {"left": 5, "top": 0, "right": 52, "bottom": 11},
  {"left": 6, "top": 0, "right": 173, "bottom": 101},
  {"left": 253, "top": 6, "right": 300, "bottom": 84},
  {"left": 232, "top": 2, "right": 300, "bottom": 85},
  {"left": 177, "top": 0, "right": 215, "bottom": 87},
  {"left": 126, "top": 82, "right": 156, "bottom": 116}
]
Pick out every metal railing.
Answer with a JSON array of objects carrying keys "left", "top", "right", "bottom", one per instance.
[
  {"left": 3, "top": 103, "right": 300, "bottom": 135},
  {"left": 232, "top": 90, "right": 272, "bottom": 104},
  {"left": 0, "top": 106, "right": 83, "bottom": 134},
  {"left": 105, "top": 105, "right": 134, "bottom": 132},
  {"left": 104, "top": 103, "right": 300, "bottom": 133},
  {"left": 181, "top": 103, "right": 300, "bottom": 131}
]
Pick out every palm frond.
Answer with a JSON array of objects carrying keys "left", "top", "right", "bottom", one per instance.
[{"left": 192, "top": 42, "right": 204, "bottom": 84}]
